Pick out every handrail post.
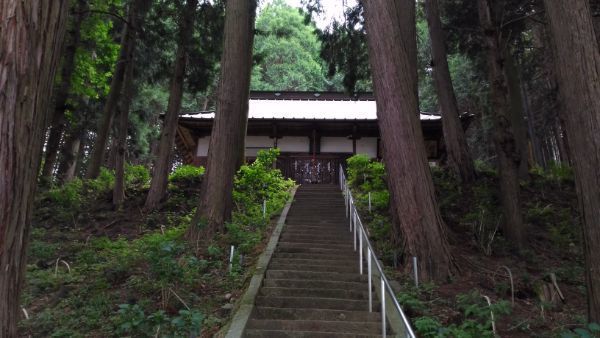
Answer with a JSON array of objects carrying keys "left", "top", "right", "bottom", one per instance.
[
  {"left": 359, "top": 229, "right": 363, "bottom": 275},
  {"left": 368, "top": 247, "right": 372, "bottom": 312},
  {"left": 382, "top": 276, "right": 386, "bottom": 338},
  {"left": 353, "top": 210, "right": 357, "bottom": 251}
]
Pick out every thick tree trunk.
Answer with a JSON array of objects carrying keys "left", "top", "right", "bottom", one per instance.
[
  {"left": 57, "top": 125, "right": 84, "bottom": 183},
  {"left": 113, "top": 61, "right": 135, "bottom": 207},
  {"left": 543, "top": 0, "right": 600, "bottom": 322},
  {"left": 145, "top": 0, "right": 199, "bottom": 210},
  {"left": 187, "top": 0, "right": 257, "bottom": 244},
  {"left": 504, "top": 52, "right": 530, "bottom": 179},
  {"left": 363, "top": 0, "right": 456, "bottom": 282},
  {"left": 40, "top": 0, "right": 87, "bottom": 182},
  {"left": 478, "top": 0, "right": 526, "bottom": 250},
  {"left": 86, "top": 1, "right": 138, "bottom": 179},
  {"left": 424, "top": 0, "right": 476, "bottom": 183},
  {"left": 0, "top": 1, "right": 68, "bottom": 336}
]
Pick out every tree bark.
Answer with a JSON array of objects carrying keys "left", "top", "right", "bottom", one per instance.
[
  {"left": 187, "top": 0, "right": 257, "bottom": 244},
  {"left": 0, "top": 1, "right": 68, "bottom": 336},
  {"left": 85, "top": 1, "right": 139, "bottom": 179},
  {"left": 543, "top": 0, "right": 600, "bottom": 322},
  {"left": 363, "top": 0, "right": 456, "bottom": 282},
  {"left": 504, "top": 51, "right": 530, "bottom": 179},
  {"left": 113, "top": 57, "right": 135, "bottom": 207},
  {"left": 40, "top": 0, "right": 88, "bottom": 182},
  {"left": 424, "top": 0, "right": 476, "bottom": 183},
  {"left": 57, "top": 125, "right": 84, "bottom": 183},
  {"left": 478, "top": 0, "right": 526, "bottom": 250},
  {"left": 145, "top": 0, "right": 199, "bottom": 210}
]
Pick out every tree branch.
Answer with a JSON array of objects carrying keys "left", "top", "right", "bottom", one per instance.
[
  {"left": 77, "top": 9, "right": 130, "bottom": 26},
  {"left": 501, "top": 10, "right": 545, "bottom": 29}
]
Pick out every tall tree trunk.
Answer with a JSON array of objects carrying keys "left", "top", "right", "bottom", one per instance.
[
  {"left": 57, "top": 125, "right": 84, "bottom": 183},
  {"left": 113, "top": 60, "right": 135, "bottom": 207},
  {"left": 504, "top": 52, "right": 530, "bottom": 179},
  {"left": 40, "top": 0, "right": 88, "bottom": 182},
  {"left": 424, "top": 0, "right": 476, "bottom": 183},
  {"left": 363, "top": 0, "right": 456, "bottom": 282},
  {"left": 187, "top": 0, "right": 257, "bottom": 244},
  {"left": 86, "top": 1, "right": 139, "bottom": 179},
  {"left": 145, "top": 0, "right": 199, "bottom": 210},
  {"left": 0, "top": 1, "right": 68, "bottom": 336},
  {"left": 543, "top": 0, "right": 600, "bottom": 322},
  {"left": 478, "top": 0, "right": 526, "bottom": 250}
]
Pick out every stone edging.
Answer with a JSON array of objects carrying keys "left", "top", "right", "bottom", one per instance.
[{"left": 223, "top": 185, "right": 298, "bottom": 338}]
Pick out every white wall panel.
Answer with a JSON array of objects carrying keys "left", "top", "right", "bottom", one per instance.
[{"left": 321, "top": 137, "right": 352, "bottom": 153}]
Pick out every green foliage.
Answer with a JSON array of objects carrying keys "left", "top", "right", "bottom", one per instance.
[
  {"left": 414, "top": 316, "right": 444, "bottom": 337},
  {"left": 115, "top": 304, "right": 203, "bottom": 337},
  {"left": 226, "top": 148, "right": 293, "bottom": 254},
  {"left": 346, "top": 155, "right": 388, "bottom": 214},
  {"left": 169, "top": 165, "right": 205, "bottom": 184},
  {"left": 531, "top": 161, "right": 574, "bottom": 183},
  {"left": 232, "top": 148, "right": 294, "bottom": 227},
  {"left": 526, "top": 202, "right": 577, "bottom": 249},
  {"left": 252, "top": 0, "right": 329, "bottom": 90},
  {"left": 86, "top": 167, "right": 116, "bottom": 192},
  {"left": 46, "top": 178, "right": 84, "bottom": 210},
  {"left": 560, "top": 323, "right": 600, "bottom": 338},
  {"left": 441, "top": 292, "right": 511, "bottom": 338},
  {"left": 70, "top": 0, "right": 122, "bottom": 101},
  {"left": 125, "top": 164, "right": 150, "bottom": 188}
]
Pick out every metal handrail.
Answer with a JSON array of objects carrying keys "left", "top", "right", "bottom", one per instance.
[{"left": 339, "top": 165, "right": 416, "bottom": 338}]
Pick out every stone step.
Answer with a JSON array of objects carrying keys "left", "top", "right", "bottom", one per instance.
[
  {"left": 273, "top": 252, "right": 358, "bottom": 261},
  {"left": 247, "top": 319, "right": 382, "bottom": 334},
  {"left": 255, "top": 296, "right": 375, "bottom": 311},
  {"left": 259, "top": 287, "right": 370, "bottom": 300},
  {"left": 270, "top": 257, "right": 358, "bottom": 267},
  {"left": 276, "top": 246, "right": 355, "bottom": 255},
  {"left": 283, "top": 225, "right": 350, "bottom": 232},
  {"left": 266, "top": 270, "right": 367, "bottom": 283},
  {"left": 278, "top": 235, "right": 352, "bottom": 245},
  {"left": 285, "top": 217, "right": 347, "bottom": 223},
  {"left": 263, "top": 278, "right": 367, "bottom": 291},
  {"left": 268, "top": 262, "right": 359, "bottom": 274},
  {"left": 244, "top": 329, "right": 381, "bottom": 338},
  {"left": 251, "top": 307, "right": 381, "bottom": 322},
  {"left": 278, "top": 241, "right": 353, "bottom": 250}
]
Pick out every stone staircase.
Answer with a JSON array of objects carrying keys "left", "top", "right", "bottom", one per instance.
[{"left": 244, "top": 184, "right": 386, "bottom": 337}]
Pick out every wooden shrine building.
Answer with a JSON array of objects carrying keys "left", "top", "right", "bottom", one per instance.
[{"left": 175, "top": 91, "right": 457, "bottom": 184}]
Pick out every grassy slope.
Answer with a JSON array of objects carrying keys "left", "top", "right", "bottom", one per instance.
[{"left": 21, "top": 162, "right": 291, "bottom": 337}]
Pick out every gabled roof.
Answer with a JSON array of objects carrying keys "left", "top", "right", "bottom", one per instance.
[{"left": 180, "top": 91, "right": 442, "bottom": 121}]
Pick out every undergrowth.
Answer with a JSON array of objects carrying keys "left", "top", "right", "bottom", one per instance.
[{"left": 22, "top": 149, "right": 293, "bottom": 337}]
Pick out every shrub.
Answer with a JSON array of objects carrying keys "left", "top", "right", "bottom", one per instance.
[
  {"left": 125, "top": 164, "right": 150, "bottom": 188},
  {"left": 46, "top": 178, "right": 83, "bottom": 206},
  {"left": 233, "top": 148, "right": 294, "bottom": 225},
  {"left": 169, "top": 165, "right": 205, "bottom": 184},
  {"left": 87, "top": 167, "right": 115, "bottom": 193}
]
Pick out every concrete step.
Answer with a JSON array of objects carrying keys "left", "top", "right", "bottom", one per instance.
[
  {"left": 278, "top": 241, "right": 353, "bottom": 250},
  {"left": 270, "top": 257, "right": 358, "bottom": 267},
  {"left": 255, "top": 296, "right": 375, "bottom": 311},
  {"left": 259, "top": 287, "right": 370, "bottom": 300},
  {"left": 268, "top": 262, "right": 359, "bottom": 274},
  {"left": 278, "top": 235, "right": 352, "bottom": 245},
  {"left": 244, "top": 329, "right": 381, "bottom": 338},
  {"left": 247, "top": 319, "right": 381, "bottom": 334},
  {"left": 283, "top": 225, "right": 350, "bottom": 232},
  {"left": 273, "top": 252, "right": 358, "bottom": 261},
  {"left": 252, "top": 307, "right": 380, "bottom": 322},
  {"left": 263, "top": 279, "right": 367, "bottom": 291},
  {"left": 276, "top": 246, "right": 355, "bottom": 256},
  {"left": 266, "top": 270, "right": 367, "bottom": 283}
]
